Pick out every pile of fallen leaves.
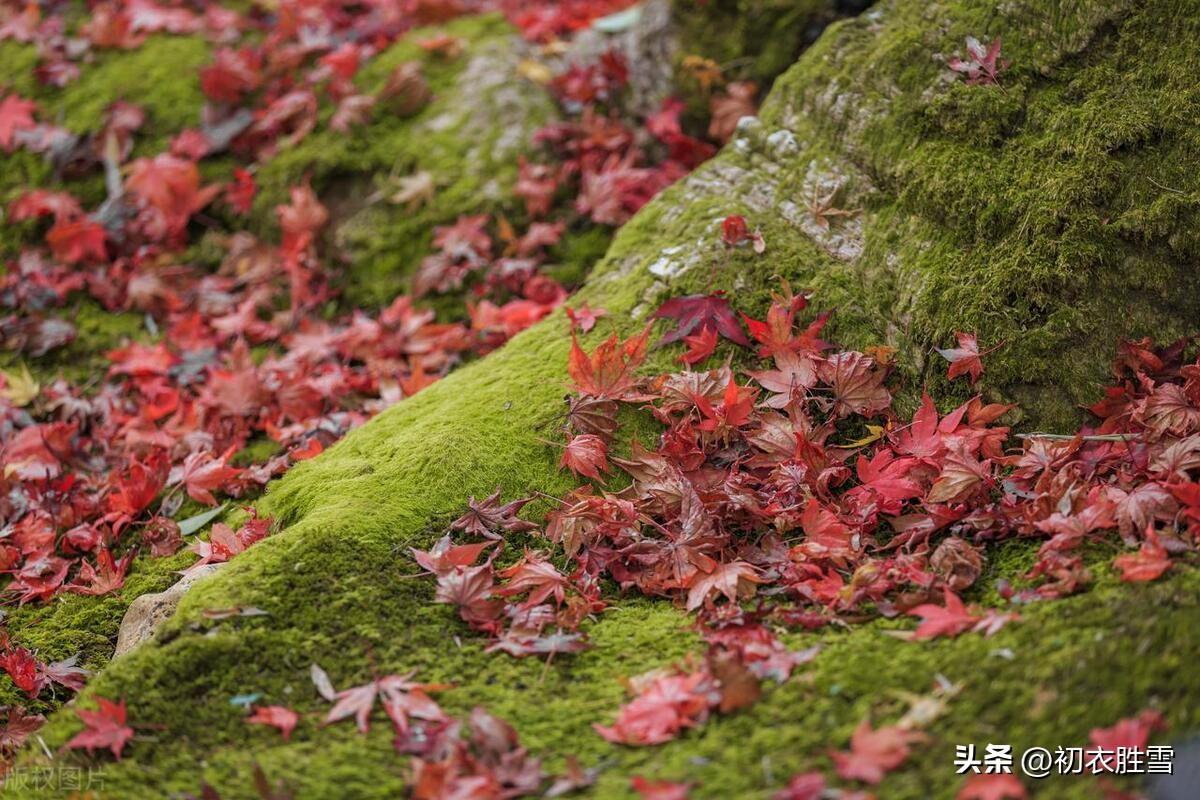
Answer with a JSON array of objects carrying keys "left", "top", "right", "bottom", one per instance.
[
  {"left": 0, "top": 0, "right": 756, "bottom": 776},
  {"left": 417, "top": 265, "right": 1196, "bottom": 796}
]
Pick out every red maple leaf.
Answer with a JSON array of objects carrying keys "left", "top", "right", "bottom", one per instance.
[
  {"left": 677, "top": 325, "right": 718, "bottom": 366},
  {"left": 830, "top": 719, "right": 924, "bottom": 784},
  {"left": 0, "top": 645, "right": 41, "bottom": 697},
  {"left": 654, "top": 294, "right": 751, "bottom": 349},
  {"left": 937, "top": 332, "right": 1001, "bottom": 384},
  {"left": 0, "top": 93, "right": 36, "bottom": 151},
  {"left": 450, "top": 489, "right": 538, "bottom": 537},
  {"left": 65, "top": 697, "right": 135, "bottom": 760},
  {"left": 1112, "top": 526, "right": 1172, "bottom": 582},
  {"left": 564, "top": 303, "right": 606, "bottom": 334},
  {"left": 104, "top": 454, "right": 168, "bottom": 517},
  {"left": 718, "top": 214, "right": 764, "bottom": 251},
  {"left": 435, "top": 563, "right": 504, "bottom": 629},
  {"left": 496, "top": 551, "right": 569, "bottom": 607},
  {"left": 246, "top": 705, "right": 299, "bottom": 741},
  {"left": 38, "top": 654, "right": 91, "bottom": 693},
  {"left": 948, "top": 36, "right": 1009, "bottom": 86},
  {"left": 1088, "top": 709, "right": 1165, "bottom": 751},
  {"left": 45, "top": 218, "right": 107, "bottom": 264},
  {"left": 907, "top": 587, "right": 980, "bottom": 639},
  {"left": 0, "top": 706, "right": 45, "bottom": 753},
  {"left": 594, "top": 670, "right": 714, "bottom": 746},
  {"left": 567, "top": 325, "right": 652, "bottom": 401},
  {"left": 817, "top": 352, "right": 891, "bottom": 418},
  {"left": 127, "top": 154, "right": 220, "bottom": 242},
  {"left": 685, "top": 560, "right": 764, "bottom": 611},
  {"left": 168, "top": 450, "right": 242, "bottom": 506},
  {"left": 411, "top": 534, "right": 492, "bottom": 576},
  {"left": 560, "top": 433, "right": 609, "bottom": 480},
  {"left": 67, "top": 549, "right": 135, "bottom": 596},
  {"left": 324, "top": 673, "right": 447, "bottom": 734}
]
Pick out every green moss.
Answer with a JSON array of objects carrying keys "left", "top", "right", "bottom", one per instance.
[
  {"left": 42, "top": 36, "right": 210, "bottom": 155},
  {"left": 0, "top": 42, "right": 41, "bottom": 98},
  {"left": 673, "top": 0, "right": 845, "bottom": 88}
]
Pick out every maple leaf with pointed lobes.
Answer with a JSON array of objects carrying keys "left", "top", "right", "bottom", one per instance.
[
  {"left": 1112, "top": 529, "right": 1173, "bottom": 586},
  {"left": 0, "top": 706, "right": 45, "bottom": 753},
  {"left": 487, "top": 628, "right": 591, "bottom": 657},
  {"left": 104, "top": 454, "right": 167, "bottom": 517},
  {"left": 677, "top": 325, "right": 718, "bottom": 366},
  {"left": 685, "top": 560, "right": 764, "bottom": 611},
  {"left": 65, "top": 697, "right": 134, "bottom": 760},
  {"left": 127, "top": 154, "right": 221, "bottom": 242},
  {"left": 926, "top": 446, "right": 991, "bottom": 504},
  {"left": 38, "top": 654, "right": 90, "bottom": 692},
  {"left": 246, "top": 705, "right": 299, "bottom": 741},
  {"left": 654, "top": 294, "right": 751, "bottom": 349},
  {"left": 450, "top": 489, "right": 538, "bottom": 537},
  {"left": 567, "top": 325, "right": 652, "bottom": 401},
  {"left": 0, "top": 645, "right": 40, "bottom": 696},
  {"left": 496, "top": 551, "right": 569, "bottom": 607},
  {"left": 0, "top": 93, "right": 36, "bottom": 151},
  {"left": 436, "top": 563, "right": 504, "bottom": 629},
  {"left": 594, "top": 670, "right": 714, "bottom": 746},
  {"left": 67, "top": 549, "right": 135, "bottom": 596},
  {"left": 324, "top": 673, "right": 448, "bottom": 735},
  {"left": 937, "top": 332, "right": 1001, "bottom": 384},
  {"left": 560, "top": 433, "right": 609, "bottom": 480},
  {"left": 948, "top": 36, "right": 1009, "bottom": 86},
  {"left": 957, "top": 773, "right": 1027, "bottom": 800},
  {"left": 907, "top": 587, "right": 981, "bottom": 639},
  {"left": 411, "top": 534, "right": 492, "bottom": 576},
  {"left": 830, "top": 719, "right": 925, "bottom": 784},
  {"left": 168, "top": 450, "right": 242, "bottom": 506},
  {"left": 818, "top": 351, "right": 892, "bottom": 418}
]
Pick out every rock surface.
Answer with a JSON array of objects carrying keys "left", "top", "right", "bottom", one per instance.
[{"left": 113, "top": 565, "right": 226, "bottom": 658}]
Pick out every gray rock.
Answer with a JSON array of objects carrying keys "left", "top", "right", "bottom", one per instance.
[{"left": 113, "top": 564, "right": 225, "bottom": 657}]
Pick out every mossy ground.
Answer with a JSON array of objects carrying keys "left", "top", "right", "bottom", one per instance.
[
  {"left": 0, "top": 10, "right": 558, "bottom": 733},
  {"left": 8, "top": 1, "right": 1200, "bottom": 797},
  {"left": 248, "top": 13, "right": 558, "bottom": 309}
]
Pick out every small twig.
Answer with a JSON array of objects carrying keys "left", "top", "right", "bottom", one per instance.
[
  {"left": 1147, "top": 177, "right": 1186, "bottom": 195},
  {"left": 1016, "top": 432, "right": 1136, "bottom": 442}
]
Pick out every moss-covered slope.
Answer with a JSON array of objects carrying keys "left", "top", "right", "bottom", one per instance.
[{"left": 12, "top": 0, "right": 1200, "bottom": 798}]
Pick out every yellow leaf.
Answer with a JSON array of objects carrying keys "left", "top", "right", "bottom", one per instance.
[
  {"left": 681, "top": 55, "right": 725, "bottom": 93},
  {"left": 516, "top": 59, "right": 553, "bottom": 85},
  {"left": 1, "top": 363, "right": 39, "bottom": 407},
  {"left": 843, "top": 424, "right": 884, "bottom": 448}
]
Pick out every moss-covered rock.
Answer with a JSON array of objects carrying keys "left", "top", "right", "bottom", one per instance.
[{"left": 11, "top": 1, "right": 1200, "bottom": 797}]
